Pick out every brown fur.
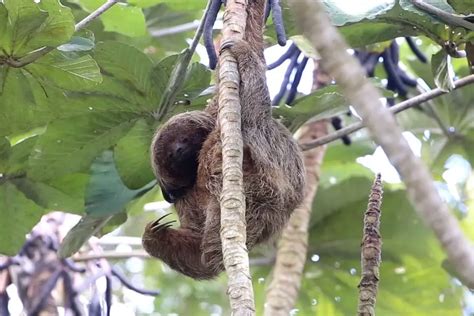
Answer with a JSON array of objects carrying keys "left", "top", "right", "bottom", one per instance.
[{"left": 142, "top": 0, "right": 305, "bottom": 279}]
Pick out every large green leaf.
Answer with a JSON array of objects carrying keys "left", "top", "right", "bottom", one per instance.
[
  {"left": 272, "top": 0, "right": 454, "bottom": 48},
  {"left": 1, "top": 0, "right": 48, "bottom": 55},
  {"left": 181, "top": 62, "right": 213, "bottom": 99},
  {"left": 150, "top": 54, "right": 181, "bottom": 108},
  {"left": 28, "top": 109, "right": 141, "bottom": 181},
  {"left": 73, "top": 0, "right": 146, "bottom": 37},
  {"left": 0, "top": 182, "right": 44, "bottom": 255},
  {"left": 24, "top": 0, "right": 75, "bottom": 53},
  {"left": 447, "top": 0, "right": 474, "bottom": 13},
  {"left": 0, "top": 137, "right": 11, "bottom": 171},
  {"left": 10, "top": 173, "right": 88, "bottom": 215},
  {"left": 100, "top": 4, "right": 147, "bottom": 37},
  {"left": 0, "top": 69, "right": 44, "bottom": 136},
  {"left": 59, "top": 213, "right": 114, "bottom": 258},
  {"left": 93, "top": 41, "right": 154, "bottom": 96},
  {"left": 131, "top": 0, "right": 205, "bottom": 11},
  {"left": 85, "top": 151, "right": 154, "bottom": 216},
  {"left": 114, "top": 119, "right": 155, "bottom": 189},
  {"left": 1, "top": 0, "right": 74, "bottom": 56},
  {"left": 26, "top": 51, "right": 102, "bottom": 91},
  {"left": 0, "top": 5, "right": 8, "bottom": 50},
  {"left": 300, "top": 185, "right": 462, "bottom": 315},
  {"left": 59, "top": 151, "right": 154, "bottom": 257},
  {"left": 2, "top": 136, "right": 37, "bottom": 175}
]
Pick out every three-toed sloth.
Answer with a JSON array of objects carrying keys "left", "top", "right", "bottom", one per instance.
[{"left": 142, "top": 0, "right": 305, "bottom": 280}]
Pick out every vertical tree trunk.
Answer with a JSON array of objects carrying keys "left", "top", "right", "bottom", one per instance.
[
  {"left": 218, "top": 0, "right": 255, "bottom": 314},
  {"left": 264, "top": 119, "right": 327, "bottom": 316}
]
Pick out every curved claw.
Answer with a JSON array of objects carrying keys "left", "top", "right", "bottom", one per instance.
[
  {"left": 150, "top": 213, "right": 172, "bottom": 227},
  {"left": 151, "top": 220, "right": 176, "bottom": 233},
  {"left": 219, "top": 39, "right": 235, "bottom": 54}
]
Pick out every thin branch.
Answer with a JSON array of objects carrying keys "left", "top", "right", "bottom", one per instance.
[
  {"left": 290, "top": 0, "right": 474, "bottom": 288},
  {"left": 72, "top": 250, "right": 150, "bottom": 262},
  {"left": 358, "top": 174, "right": 383, "bottom": 316},
  {"left": 155, "top": 0, "right": 212, "bottom": 120},
  {"left": 149, "top": 21, "right": 200, "bottom": 37},
  {"left": 410, "top": 0, "right": 474, "bottom": 31},
  {"left": 300, "top": 74, "right": 474, "bottom": 150},
  {"left": 74, "top": 0, "right": 119, "bottom": 31},
  {"left": 8, "top": 0, "right": 119, "bottom": 68},
  {"left": 414, "top": 82, "right": 452, "bottom": 138}
]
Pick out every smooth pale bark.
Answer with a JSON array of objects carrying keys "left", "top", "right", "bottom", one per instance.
[
  {"left": 264, "top": 120, "right": 328, "bottom": 316},
  {"left": 289, "top": 0, "right": 474, "bottom": 288},
  {"left": 218, "top": 0, "right": 255, "bottom": 315}
]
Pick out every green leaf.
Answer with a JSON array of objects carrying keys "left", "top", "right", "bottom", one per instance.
[
  {"left": 0, "top": 137, "right": 11, "bottom": 171},
  {"left": 74, "top": 0, "right": 146, "bottom": 37},
  {"left": 150, "top": 54, "right": 180, "bottom": 107},
  {"left": 447, "top": 0, "right": 474, "bottom": 14},
  {"left": 59, "top": 213, "right": 114, "bottom": 258},
  {"left": 114, "top": 119, "right": 155, "bottom": 189},
  {"left": 85, "top": 151, "right": 154, "bottom": 216},
  {"left": 0, "top": 69, "right": 45, "bottom": 136},
  {"left": 323, "top": 0, "right": 395, "bottom": 26},
  {"left": 271, "top": 0, "right": 451, "bottom": 49},
  {"left": 26, "top": 51, "right": 102, "bottom": 91},
  {"left": 12, "top": 176, "right": 86, "bottom": 214},
  {"left": 0, "top": 5, "right": 8, "bottom": 51},
  {"left": 93, "top": 41, "right": 154, "bottom": 96},
  {"left": 85, "top": 76, "right": 150, "bottom": 107},
  {"left": 4, "top": 136, "right": 37, "bottom": 175},
  {"left": 181, "top": 62, "right": 212, "bottom": 99},
  {"left": 401, "top": 0, "right": 455, "bottom": 15},
  {"left": 431, "top": 49, "right": 455, "bottom": 92},
  {"left": 58, "top": 34, "right": 95, "bottom": 52},
  {"left": 301, "top": 186, "right": 463, "bottom": 315},
  {"left": 273, "top": 86, "right": 348, "bottom": 133},
  {"left": 0, "top": 182, "right": 44, "bottom": 255},
  {"left": 24, "top": 0, "right": 75, "bottom": 53},
  {"left": 133, "top": 0, "right": 204, "bottom": 11},
  {"left": 2, "top": 0, "right": 48, "bottom": 55},
  {"left": 28, "top": 109, "right": 141, "bottom": 181},
  {"left": 100, "top": 4, "right": 147, "bottom": 37},
  {"left": 311, "top": 176, "right": 375, "bottom": 225},
  {"left": 59, "top": 151, "right": 154, "bottom": 257}
]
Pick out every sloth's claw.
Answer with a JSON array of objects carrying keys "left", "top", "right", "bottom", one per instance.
[
  {"left": 219, "top": 39, "right": 236, "bottom": 54},
  {"left": 148, "top": 213, "right": 175, "bottom": 233},
  {"left": 151, "top": 220, "right": 176, "bottom": 233}
]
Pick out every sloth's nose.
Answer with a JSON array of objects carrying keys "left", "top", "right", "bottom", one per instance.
[{"left": 175, "top": 143, "right": 184, "bottom": 154}]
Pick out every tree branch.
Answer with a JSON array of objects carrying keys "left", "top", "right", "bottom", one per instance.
[
  {"left": 264, "top": 120, "right": 327, "bottom": 316},
  {"left": 289, "top": 0, "right": 474, "bottom": 288},
  {"left": 410, "top": 0, "right": 474, "bottom": 31},
  {"left": 155, "top": 0, "right": 211, "bottom": 119},
  {"left": 7, "top": 0, "right": 119, "bottom": 68},
  {"left": 358, "top": 174, "right": 383, "bottom": 316},
  {"left": 218, "top": 0, "right": 255, "bottom": 315},
  {"left": 72, "top": 250, "right": 150, "bottom": 262},
  {"left": 300, "top": 74, "right": 474, "bottom": 151}
]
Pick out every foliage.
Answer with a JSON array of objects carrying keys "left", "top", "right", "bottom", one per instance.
[{"left": 0, "top": 0, "right": 473, "bottom": 314}]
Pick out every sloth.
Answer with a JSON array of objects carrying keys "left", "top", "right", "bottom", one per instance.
[{"left": 142, "top": 0, "right": 305, "bottom": 280}]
